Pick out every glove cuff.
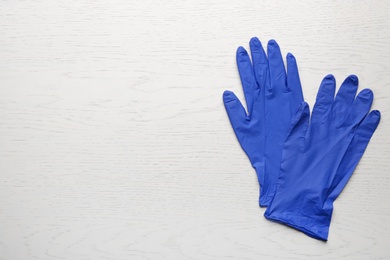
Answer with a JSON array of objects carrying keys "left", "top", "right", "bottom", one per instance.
[{"left": 264, "top": 208, "right": 332, "bottom": 241}]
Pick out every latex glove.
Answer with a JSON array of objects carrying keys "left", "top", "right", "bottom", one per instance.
[
  {"left": 223, "top": 37, "right": 303, "bottom": 206},
  {"left": 264, "top": 75, "right": 381, "bottom": 240}
]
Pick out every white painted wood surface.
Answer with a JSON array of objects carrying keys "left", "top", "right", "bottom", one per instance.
[{"left": 0, "top": 1, "right": 389, "bottom": 259}]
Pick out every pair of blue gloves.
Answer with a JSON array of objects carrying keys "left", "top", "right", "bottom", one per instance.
[{"left": 223, "top": 37, "right": 380, "bottom": 241}]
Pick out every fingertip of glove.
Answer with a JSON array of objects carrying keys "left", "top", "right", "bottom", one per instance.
[
  {"left": 287, "top": 52, "right": 295, "bottom": 60},
  {"left": 303, "top": 103, "right": 310, "bottom": 116},
  {"left": 348, "top": 74, "right": 359, "bottom": 84},
  {"left": 372, "top": 110, "right": 381, "bottom": 116},
  {"left": 371, "top": 110, "right": 381, "bottom": 120},
  {"left": 364, "top": 110, "right": 381, "bottom": 129},
  {"left": 363, "top": 110, "right": 381, "bottom": 128},
  {"left": 268, "top": 39, "right": 278, "bottom": 48},
  {"left": 223, "top": 90, "right": 232, "bottom": 96},
  {"left": 358, "top": 88, "right": 373, "bottom": 99},
  {"left": 299, "top": 101, "right": 310, "bottom": 112},
  {"left": 236, "top": 46, "right": 247, "bottom": 55},
  {"left": 223, "top": 90, "right": 235, "bottom": 102},
  {"left": 324, "top": 74, "right": 335, "bottom": 81},
  {"left": 250, "top": 37, "right": 261, "bottom": 47},
  {"left": 292, "top": 102, "right": 310, "bottom": 124}
]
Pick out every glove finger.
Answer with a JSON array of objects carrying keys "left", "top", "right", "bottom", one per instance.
[
  {"left": 223, "top": 90, "right": 248, "bottom": 129},
  {"left": 286, "top": 52, "right": 304, "bottom": 105},
  {"left": 330, "top": 75, "right": 359, "bottom": 125},
  {"left": 249, "top": 37, "right": 269, "bottom": 90},
  {"left": 311, "top": 74, "right": 336, "bottom": 125},
  {"left": 267, "top": 40, "right": 286, "bottom": 94},
  {"left": 342, "top": 89, "right": 373, "bottom": 128},
  {"left": 237, "top": 46, "right": 256, "bottom": 115},
  {"left": 326, "top": 110, "right": 380, "bottom": 203},
  {"left": 283, "top": 102, "right": 310, "bottom": 154}
]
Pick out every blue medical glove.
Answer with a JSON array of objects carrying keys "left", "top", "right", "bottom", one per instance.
[
  {"left": 223, "top": 37, "right": 303, "bottom": 206},
  {"left": 264, "top": 75, "right": 381, "bottom": 240}
]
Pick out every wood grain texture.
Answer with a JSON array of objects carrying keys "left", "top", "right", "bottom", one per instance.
[{"left": 0, "top": 0, "right": 389, "bottom": 259}]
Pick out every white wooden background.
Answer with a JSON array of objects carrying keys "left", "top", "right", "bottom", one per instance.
[{"left": 0, "top": 1, "right": 389, "bottom": 259}]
